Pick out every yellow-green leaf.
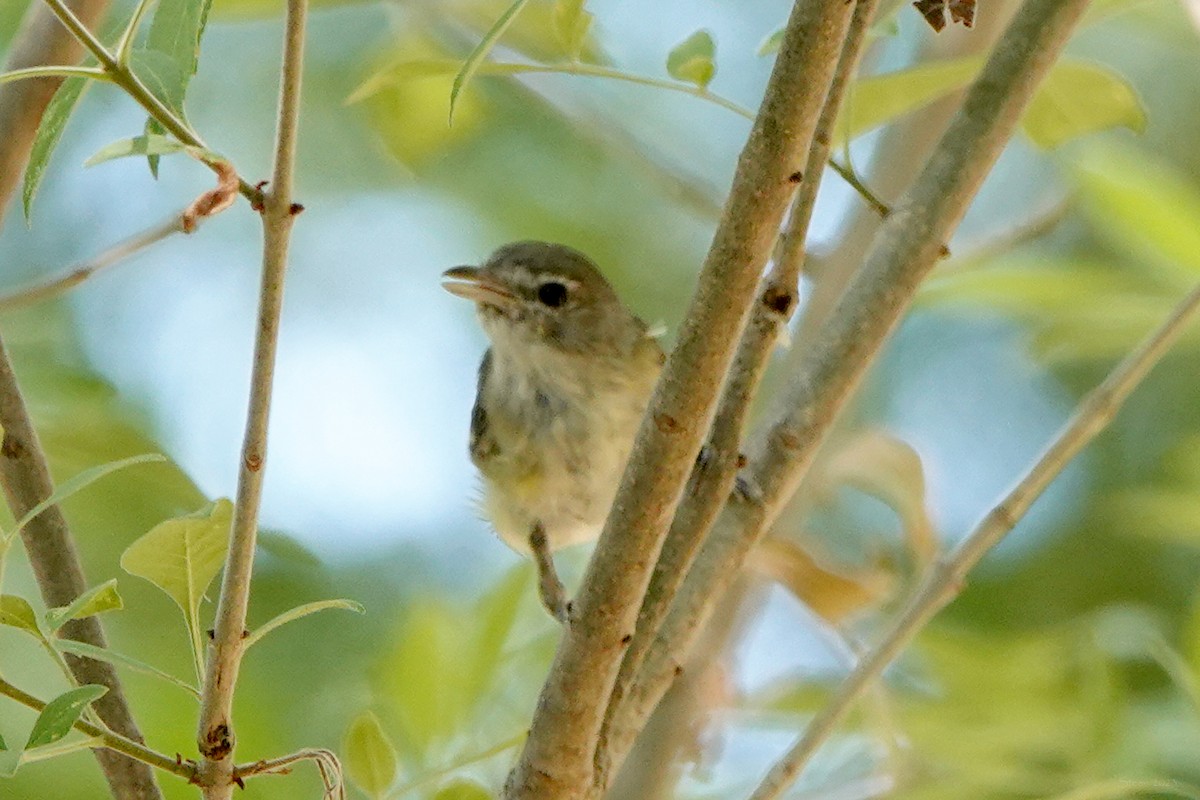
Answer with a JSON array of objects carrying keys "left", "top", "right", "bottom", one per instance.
[
  {"left": 25, "top": 685, "right": 107, "bottom": 749},
  {"left": 1022, "top": 60, "right": 1145, "bottom": 149},
  {"left": 243, "top": 598, "right": 364, "bottom": 649},
  {"left": 433, "top": 779, "right": 492, "bottom": 800},
  {"left": 343, "top": 712, "right": 398, "bottom": 799},
  {"left": 837, "top": 56, "right": 981, "bottom": 147},
  {"left": 44, "top": 579, "right": 123, "bottom": 632},
  {"left": 0, "top": 594, "right": 41, "bottom": 637},
  {"left": 450, "top": 0, "right": 532, "bottom": 123},
  {"left": 553, "top": 0, "right": 593, "bottom": 61},
  {"left": 666, "top": 30, "right": 716, "bottom": 89}
]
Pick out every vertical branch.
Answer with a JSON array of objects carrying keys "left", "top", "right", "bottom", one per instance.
[
  {"left": 0, "top": 2, "right": 164, "bottom": 799},
  {"left": 193, "top": 1, "right": 308, "bottom": 798},
  {"left": 595, "top": 2, "right": 881, "bottom": 787},
  {"left": 748, "top": 277, "right": 1200, "bottom": 800},
  {"left": 608, "top": 0, "right": 1094, "bottom": 770}
]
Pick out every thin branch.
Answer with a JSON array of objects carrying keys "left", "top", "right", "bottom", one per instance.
[
  {"left": 606, "top": 0, "right": 1094, "bottom": 773},
  {"left": 0, "top": 216, "right": 183, "bottom": 311},
  {"left": 595, "top": 0, "right": 882, "bottom": 790},
  {"left": 193, "top": 0, "right": 308, "bottom": 797},
  {"left": 748, "top": 277, "right": 1200, "bottom": 800},
  {"left": 0, "top": 3, "right": 165, "bottom": 798},
  {"left": 38, "top": 0, "right": 265, "bottom": 205},
  {"left": 235, "top": 748, "right": 345, "bottom": 800},
  {"left": 0, "top": 676, "right": 196, "bottom": 781},
  {"left": 501, "top": 2, "right": 859, "bottom": 798}
]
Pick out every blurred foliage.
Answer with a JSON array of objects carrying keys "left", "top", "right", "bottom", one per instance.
[{"left": 2, "top": 0, "right": 1200, "bottom": 799}]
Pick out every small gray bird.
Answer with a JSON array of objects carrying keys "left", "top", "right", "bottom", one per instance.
[{"left": 442, "top": 241, "right": 664, "bottom": 621}]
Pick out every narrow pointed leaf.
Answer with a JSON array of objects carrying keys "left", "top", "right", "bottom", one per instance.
[
  {"left": 44, "top": 579, "right": 123, "bottom": 632},
  {"left": 243, "top": 599, "right": 364, "bottom": 649},
  {"left": 343, "top": 711, "right": 398, "bottom": 799},
  {"left": 21, "top": 736, "right": 106, "bottom": 764},
  {"left": 84, "top": 134, "right": 215, "bottom": 167},
  {"left": 7, "top": 454, "right": 166, "bottom": 544},
  {"left": 0, "top": 66, "right": 108, "bottom": 85},
  {"left": 666, "top": 30, "right": 716, "bottom": 89},
  {"left": 450, "top": 0, "right": 532, "bottom": 123},
  {"left": 1022, "top": 60, "right": 1145, "bottom": 148},
  {"left": 0, "top": 594, "right": 41, "bottom": 636},
  {"left": 55, "top": 639, "right": 200, "bottom": 698},
  {"left": 553, "top": 0, "right": 593, "bottom": 61},
  {"left": 116, "top": 0, "right": 159, "bottom": 63},
  {"left": 837, "top": 56, "right": 982, "bottom": 146},
  {"left": 25, "top": 685, "right": 107, "bottom": 749},
  {"left": 22, "top": 75, "right": 92, "bottom": 221}
]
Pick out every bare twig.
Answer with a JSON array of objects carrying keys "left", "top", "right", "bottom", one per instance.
[
  {"left": 0, "top": 676, "right": 196, "bottom": 781},
  {"left": 748, "top": 277, "right": 1200, "bottom": 799},
  {"left": 501, "top": 3, "right": 858, "bottom": 799},
  {"left": 607, "top": 0, "right": 1093, "bottom": 771},
  {"left": 236, "top": 748, "right": 345, "bottom": 800},
  {"left": 192, "top": 0, "right": 307, "bottom": 797},
  {"left": 0, "top": 216, "right": 183, "bottom": 311},
  {"left": 595, "top": 0, "right": 882, "bottom": 789},
  {"left": 0, "top": 3, "right": 165, "bottom": 798}
]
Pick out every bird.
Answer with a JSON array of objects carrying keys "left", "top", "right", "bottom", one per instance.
[{"left": 442, "top": 241, "right": 664, "bottom": 621}]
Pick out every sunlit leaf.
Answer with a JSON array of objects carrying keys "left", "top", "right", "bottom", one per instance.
[
  {"left": 553, "top": 0, "right": 593, "bottom": 62},
  {"left": 837, "top": 56, "right": 981, "bottom": 146},
  {"left": 25, "top": 685, "right": 107, "bottom": 749},
  {"left": 1071, "top": 140, "right": 1200, "bottom": 283},
  {"left": 433, "top": 779, "right": 493, "bottom": 800},
  {"left": 22, "top": 75, "right": 91, "bottom": 221},
  {"left": 666, "top": 30, "right": 716, "bottom": 90},
  {"left": 451, "top": 0, "right": 532, "bottom": 123},
  {"left": 467, "top": 565, "right": 529, "bottom": 704},
  {"left": 84, "top": 134, "right": 217, "bottom": 167},
  {"left": 0, "top": 594, "right": 41, "bottom": 637},
  {"left": 44, "top": 579, "right": 123, "bottom": 632},
  {"left": 55, "top": 639, "right": 199, "bottom": 698},
  {"left": 243, "top": 598, "right": 365, "bottom": 649},
  {"left": 7, "top": 454, "right": 167, "bottom": 545},
  {"left": 748, "top": 537, "right": 891, "bottom": 623},
  {"left": 343, "top": 711, "right": 398, "bottom": 799},
  {"left": 1022, "top": 60, "right": 1145, "bottom": 149}
]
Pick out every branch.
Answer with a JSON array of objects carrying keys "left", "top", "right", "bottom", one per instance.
[
  {"left": 747, "top": 276, "right": 1200, "bottom": 800},
  {"left": 595, "top": 0, "right": 882, "bottom": 788},
  {"left": 0, "top": 676, "right": 195, "bottom": 781},
  {"left": 606, "top": 0, "right": 1094, "bottom": 770},
  {"left": 0, "top": 216, "right": 183, "bottom": 311},
  {"left": 501, "top": 2, "right": 859, "bottom": 798},
  {"left": 193, "top": 0, "right": 307, "bottom": 797},
  {"left": 0, "top": 3, "right": 165, "bottom": 798}
]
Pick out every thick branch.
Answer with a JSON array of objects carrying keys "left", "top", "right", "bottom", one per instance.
[
  {"left": 193, "top": 2, "right": 307, "bottom": 798},
  {"left": 748, "top": 276, "right": 1200, "bottom": 800},
  {"left": 0, "top": 2, "right": 164, "bottom": 798},
  {"left": 609, "top": 0, "right": 1093, "bottom": 766},
  {"left": 594, "top": 0, "right": 882, "bottom": 789},
  {"left": 501, "top": 2, "right": 857, "bottom": 798}
]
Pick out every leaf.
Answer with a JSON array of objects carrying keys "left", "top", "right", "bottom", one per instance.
[
  {"left": 666, "top": 30, "right": 716, "bottom": 90},
  {"left": 0, "top": 732, "right": 5, "bottom": 750},
  {"left": 837, "top": 56, "right": 981, "bottom": 146},
  {"left": 120, "top": 498, "right": 232, "bottom": 669},
  {"left": 22, "top": 75, "right": 91, "bottom": 221},
  {"left": 467, "top": 565, "right": 529, "bottom": 704},
  {"left": 20, "top": 735, "right": 106, "bottom": 765},
  {"left": 115, "top": 0, "right": 159, "bottom": 63},
  {"left": 128, "top": 48, "right": 189, "bottom": 114},
  {"left": 44, "top": 579, "right": 123, "bottom": 631},
  {"left": 243, "top": 599, "right": 364, "bottom": 649},
  {"left": 7, "top": 454, "right": 167, "bottom": 544},
  {"left": 1070, "top": 140, "right": 1200, "bottom": 283},
  {"left": 748, "top": 537, "right": 891, "bottom": 623},
  {"left": 433, "top": 779, "right": 493, "bottom": 800},
  {"left": 0, "top": 594, "right": 41, "bottom": 637},
  {"left": 83, "top": 134, "right": 214, "bottom": 167},
  {"left": 450, "top": 0, "right": 532, "bottom": 123},
  {"left": 343, "top": 712, "right": 398, "bottom": 799},
  {"left": 0, "top": 750, "right": 19, "bottom": 777},
  {"left": 1040, "top": 779, "right": 1200, "bottom": 800},
  {"left": 141, "top": 0, "right": 214, "bottom": 141},
  {"left": 552, "top": 0, "right": 593, "bottom": 61},
  {"left": 25, "top": 685, "right": 107, "bottom": 749},
  {"left": 55, "top": 639, "right": 200, "bottom": 698},
  {"left": 0, "top": 66, "right": 108, "bottom": 85},
  {"left": 1022, "top": 60, "right": 1145, "bottom": 149}
]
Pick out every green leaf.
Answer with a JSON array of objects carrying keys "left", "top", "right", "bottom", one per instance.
[
  {"left": 243, "top": 599, "right": 364, "bottom": 649},
  {"left": 467, "top": 565, "right": 529, "bottom": 704},
  {"left": 128, "top": 48, "right": 188, "bottom": 115},
  {"left": 837, "top": 56, "right": 982, "bottom": 147},
  {"left": 343, "top": 711, "right": 398, "bottom": 799},
  {"left": 433, "top": 779, "right": 493, "bottom": 800},
  {"left": 44, "top": 579, "right": 123, "bottom": 631},
  {"left": 0, "top": 732, "right": 6, "bottom": 750},
  {"left": 116, "top": 0, "right": 160, "bottom": 63},
  {"left": 21, "top": 735, "right": 106, "bottom": 765},
  {"left": 22, "top": 75, "right": 92, "bottom": 221},
  {"left": 7, "top": 454, "right": 167, "bottom": 545},
  {"left": 1022, "top": 60, "right": 1145, "bottom": 149},
  {"left": 450, "top": 0, "right": 532, "bottom": 123},
  {"left": 1071, "top": 140, "right": 1200, "bottom": 283},
  {"left": 1040, "top": 779, "right": 1200, "bottom": 800},
  {"left": 666, "top": 30, "right": 716, "bottom": 90},
  {"left": 83, "top": 134, "right": 215, "bottom": 167},
  {"left": 0, "top": 66, "right": 108, "bottom": 85},
  {"left": 55, "top": 639, "right": 200, "bottom": 698},
  {"left": 142, "top": 0, "right": 214, "bottom": 120},
  {"left": 0, "top": 594, "right": 42, "bottom": 637},
  {"left": 120, "top": 498, "right": 232, "bottom": 672},
  {"left": 144, "top": 117, "right": 166, "bottom": 177},
  {"left": 553, "top": 0, "right": 593, "bottom": 61},
  {"left": 25, "top": 685, "right": 107, "bottom": 749},
  {"left": 0, "top": 750, "right": 19, "bottom": 777}
]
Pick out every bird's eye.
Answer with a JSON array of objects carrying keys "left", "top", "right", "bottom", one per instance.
[{"left": 537, "top": 281, "right": 568, "bottom": 307}]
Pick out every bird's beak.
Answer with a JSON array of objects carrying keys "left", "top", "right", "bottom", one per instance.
[{"left": 441, "top": 266, "right": 518, "bottom": 308}]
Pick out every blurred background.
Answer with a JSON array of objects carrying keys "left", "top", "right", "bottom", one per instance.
[{"left": 2, "top": 0, "right": 1200, "bottom": 798}]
